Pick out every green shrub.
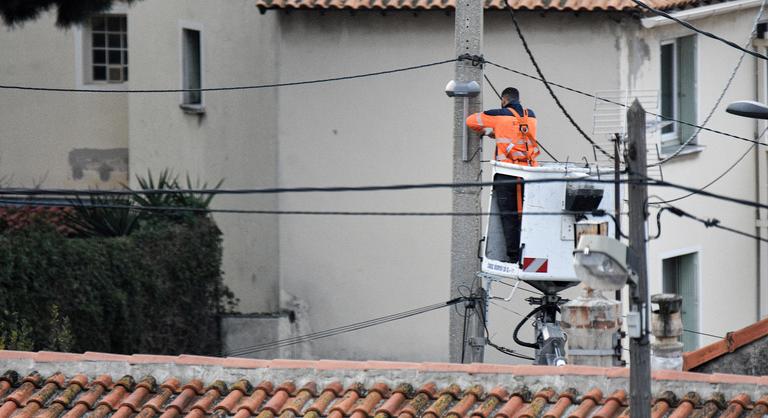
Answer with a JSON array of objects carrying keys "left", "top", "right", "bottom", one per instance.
[{"left": 0, "top": 218, "right": 234, "bottom": 355}]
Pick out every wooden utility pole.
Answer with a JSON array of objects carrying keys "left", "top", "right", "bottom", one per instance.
[
  {"left": 626, "top": 99, "right": 651, "bottom": 417},
  {"left": 449, "top": 0, "right": 484, "bottom": 363}
]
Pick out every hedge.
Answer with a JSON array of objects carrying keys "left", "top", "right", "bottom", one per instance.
[{"left": 0, "top": 218, "right": 234, "bottom": 355}]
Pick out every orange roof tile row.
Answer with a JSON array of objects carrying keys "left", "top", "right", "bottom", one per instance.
[
  {"left": 2, "top": 370, "right": 768, "bottom": 418},
  {"left": 255, "top": 0, "right": 706, "bottom": 12},
  {"left": 6, "top": 350, "right": 768, "bottom": 386},
  {"left": 683, "top": 316, "right": 768, "bottom": 371}
]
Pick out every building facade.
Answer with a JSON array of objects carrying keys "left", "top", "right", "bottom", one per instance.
[{"left": 0, "top": 0, "right": 765, "bottom": 362}]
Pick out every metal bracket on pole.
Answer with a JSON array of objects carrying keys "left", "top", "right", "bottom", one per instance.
[{"left": 462, "top": 97, "right": 470, "bottom": 161}]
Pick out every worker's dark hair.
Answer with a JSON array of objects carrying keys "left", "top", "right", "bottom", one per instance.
[{"left": 501, "top": 87, "right": 520, "bottom": 102}]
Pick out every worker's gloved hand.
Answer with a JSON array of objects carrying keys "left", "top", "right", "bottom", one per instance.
[{"left": 483, "top": 127, "right": 495, "bottom": 138}]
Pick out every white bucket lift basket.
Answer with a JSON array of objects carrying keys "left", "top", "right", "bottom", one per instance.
[{"left": 481, "top": 161, "right": 616, "bottom": 293}]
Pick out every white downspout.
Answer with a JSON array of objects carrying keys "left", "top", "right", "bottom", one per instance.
[{"left": 755, "top": 38, "right": 768, "bottom": 319}]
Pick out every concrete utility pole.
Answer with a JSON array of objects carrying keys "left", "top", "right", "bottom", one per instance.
[
  {"left": 449, "top": 0, "right": 484, "bottom": 363},
  {"left": 626, "top": 99, "right": 651, "bottom": 417}
]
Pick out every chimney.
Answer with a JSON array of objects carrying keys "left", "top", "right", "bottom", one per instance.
[
  {"left": 561, "top": 286, "right": 624, "bottom": 367},
  {"left": 650, "top": 293, "right": 684, "bottom": 370}
]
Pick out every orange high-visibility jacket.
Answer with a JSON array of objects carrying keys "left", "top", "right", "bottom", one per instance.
[{"left": 466, "top": 104, "right": 539, "bottom": 166}]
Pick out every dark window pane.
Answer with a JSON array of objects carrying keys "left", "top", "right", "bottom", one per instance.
[
  {"left": 108, "top": 34, "right": 121, "bottom": 48},
  {"left": 123, "top": 34, "right": 127, "bottom": 48},
  {"left": 108, "top": 67, "right": 122, "bottom": 82},
  {"left": 183, "top": 29, "right": 202, "bottom": 104},
  {"left": 123, "top": 51, "right": 128, "bottom": 64},
  {"left": 93, "top": 49, "right": 106, "bottom": 64},
  {"left": 677, "top": 35, "right": 697, "bottom": 143},
  {"left": 92, "top": 33, "right": 105, "bottom": 47},
  {"left": 107, "top": 16, "right": 122, "bottom": 31},
  {"left": 109, "top": 50, "right": 122, "bottom": 64},
  {"left": 660, "top": 43, "right": 674, "bottom": 135},
  {"left": 91, "top": 16, "right": 106, "bottom": 31},
  {"left": 123, "top": 66, "right": 128, "bottom": 81},
  {"left": 93, "top": 66, "right": 107, "bottom": 81}
]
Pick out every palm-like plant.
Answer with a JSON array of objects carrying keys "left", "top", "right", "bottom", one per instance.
[
  {"left": 132, "top": 170, "right": 223, "bottom": 220},
  {"left": 64, "top": 194, "right": 140, "bottom": 237}
]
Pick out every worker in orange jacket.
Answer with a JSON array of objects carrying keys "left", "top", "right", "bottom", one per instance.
[{"left": 466, "top": 87, "right": 538, "bottom": 263}]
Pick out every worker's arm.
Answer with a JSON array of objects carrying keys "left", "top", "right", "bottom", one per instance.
[{"left": 466, "top": 112, "right": 496, "bottom": 136}]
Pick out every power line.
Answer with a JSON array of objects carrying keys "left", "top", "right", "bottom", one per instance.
[
  {"left": 471, "top": 292, "right": 535, "bottom": 360},
  {"left": 224, "top": 297, "right": 466, "bottom": 357},
  {"left": 663, "top": 204, "right": 768, "bottom": 243},
  {"left": 506, "top": 7, "right": 614, "bottom": 161},
  {"left": 0, "top": 198, "right": 606, "bottom": 219},
  {"left": 483, "top": 73, "right": 560, "bottom": 162},
  {"left": 650, "top": 0, "right": 767, "bottom": 166},
  {"left": 483, "top": 59, "right": 768, "bottom": 148},
  {"left": 684, "top": 328, "right": 723, "bottom": 340},
  {"left": 652, "top": 143, "right": 757, "bottom": 204},
  {"left": 0, "top": 58, "right": 458, "bottom": 93},
  {"left": 630, "top": 0, "right": 768, "bottom": 62},
  {"left": 0, "top": 177, "right": 633, "bottom": 197},
  {"left": 4, "top": 176, "right": 768, "bottom": 212}
]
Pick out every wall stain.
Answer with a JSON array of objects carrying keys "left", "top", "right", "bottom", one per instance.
[{"left": 68, "top": 148, "right": 128, "bottom": 182}]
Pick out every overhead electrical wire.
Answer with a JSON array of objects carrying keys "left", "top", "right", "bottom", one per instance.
[
  {"left": 0, "top": 48, "right": 759, "bottom": 151},
  {"left": 650, "top": 0, "right": 768, "bottom": 165},
  {"left": 0, "top": 198, "right": 612, "bottom": 219},
  {"left": 457, "top": 286, "right": 534, "bottom": 361},
  {"left": 662, "top": 204, "right": 768, "bottom": 243},
  {"left": 3, "top": 176, "right": 768, "bottom": 212},
  {"left": 483, "top": 59, "right": 768, "bottom": 148},
  {"left": 0, "top": 58, "right": 458, "bottom": 93},
  {"left": 505, "top": 6, "right": 614, "bottom": 161},
  {"left": 653, "top": 143, "right": 757, "bottom": 204},
  {"left": 225, "top": 297, "right": 467, "bottom": 357},
  {"left": 629, "top": 0, "right": 768, "bottom": 62}
]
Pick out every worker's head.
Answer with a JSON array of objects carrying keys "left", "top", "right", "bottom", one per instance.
[{"left": 501, "top": 87, "right": 520, "bottom": 107}]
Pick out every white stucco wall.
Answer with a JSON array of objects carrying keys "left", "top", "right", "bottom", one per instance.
[
  {"left": 0, "top": 13, "right": 129, "bottom": 189},
  {"left": 275, "top": 10, "right": 628, "bottom": 362},
  {"left": 125, "top": 0, "right": 281, "bottom": 313},
  {"left": 4, "top": 2, "right": 762, "bottom": 363},
  {"left": 632, "top": 7, "right": 762, "bottom": 348}
]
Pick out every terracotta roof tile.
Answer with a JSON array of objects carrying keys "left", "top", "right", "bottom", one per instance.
[
  {"left": 255, "top": 0, "right": 712, "bottom": 12},
  {"left": 3, "top": 352, "right": 768, "bottom": 418},
  {"left": 683, "top": 316, "right": 768, "bottom": 371},
  {"left": 492, "top": 386, "right": 529, "bottom": 418}
]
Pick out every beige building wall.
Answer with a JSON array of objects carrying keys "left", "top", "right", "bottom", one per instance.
[
  {"left": 126, "top": 0, "right": 281, "bottom": 313},
  {"left": 0, "top": 13, "right": 128, "bottom": 189},
  {"left": 275, "top": 10, "right": 627, "bottom": 362},
  {"left": 3, "top": 2, "right": 763, "bottom": 362},
  {"left": 632, "top": 7, "right": 762, "bottom": 348}
]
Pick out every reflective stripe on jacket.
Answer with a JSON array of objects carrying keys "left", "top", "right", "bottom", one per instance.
[{"left": 466, "top": 104, "right": 539, "bottom": 166}]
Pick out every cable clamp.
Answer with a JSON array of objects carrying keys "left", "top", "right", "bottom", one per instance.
[
  {"left": 468, "top": 336, "right": 487, "bottom": 347},
  {"left": 704, "top": 218, "right": 720, "bottom": 228},
  {"left": 457, "top": 54, "right": 486, "bottom": 67}
]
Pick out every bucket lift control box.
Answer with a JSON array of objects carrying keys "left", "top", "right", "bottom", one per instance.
[{"left": 481, "top": 161, "right": 616, "bottom": 292}]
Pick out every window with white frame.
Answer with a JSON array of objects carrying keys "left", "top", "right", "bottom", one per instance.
[
  {"left": 660, "top": 35, "right": 696, "bottom": 149},
  {"left": 181, "top": 28, "right": 202, "bottom": 107},
  {"left": 86, "top": 15, "right": 128, "bottom": 83},
  {"left": 662, "top": 252, "right": 699, "bottom": 350}
]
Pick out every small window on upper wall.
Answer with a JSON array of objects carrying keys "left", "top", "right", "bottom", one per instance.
[
  {"left": 660, "top": 35, "right": 696, "bottom": 150},
  {"left": 182, "top": 28, "right": 202, "bottom": 108},
  {"left": 87, "top": 15, "right": 128, "bottom": 83}
]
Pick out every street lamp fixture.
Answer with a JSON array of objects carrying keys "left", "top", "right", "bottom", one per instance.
[
  {"left": 572, "top": 234, "right": 636, "bottom": 291},
  {"left": 726, "top": 100, "right": 768, "bottom": 119},
  {"left": 445, "top": 80, "right": 481, "bottom": 161}
]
